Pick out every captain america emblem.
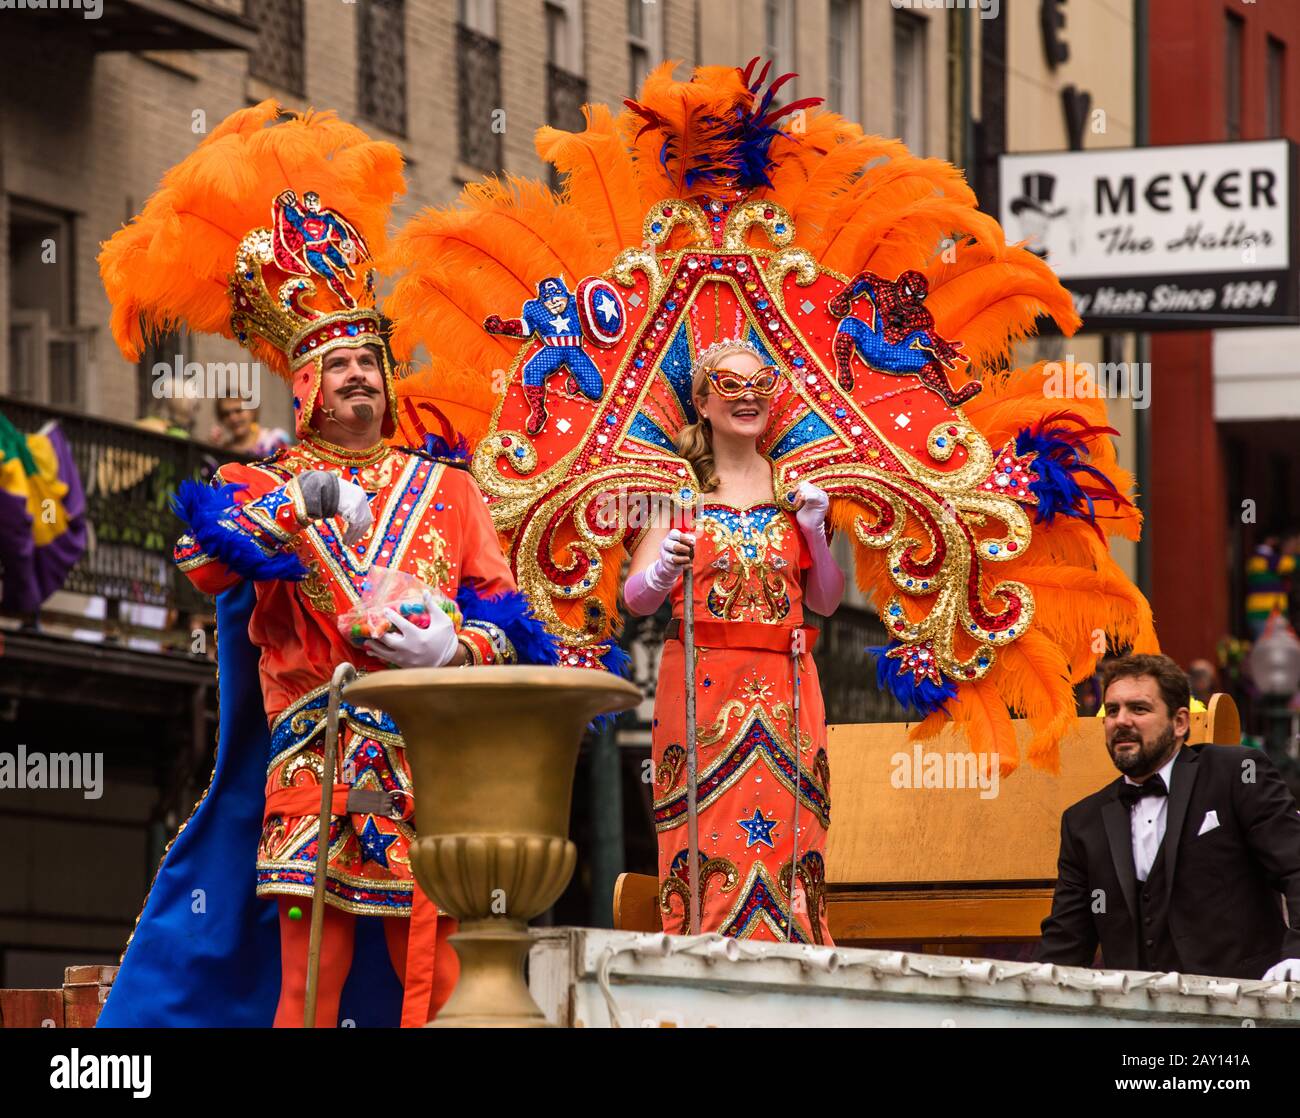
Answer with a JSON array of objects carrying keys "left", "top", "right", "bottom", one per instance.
[{"left": 576, "top": 277, "right": 626, "bottom": 347}]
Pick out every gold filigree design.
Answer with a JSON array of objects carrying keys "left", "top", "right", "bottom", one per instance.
[
  {"left": 699, "top": 507, "right": 793, "bottom": 623},
  {"left": 416, "top": 523, "right": 451, "bottom": 587},
  {"left": 772, "top": 701, "right": 813, "bottom": 756},
  {"left": 641, "top": 199, "right": 710, "bottom": 248},
  {"left": 721, "top": 199, "right": 796, "bottom": 251},
  {"left": 658, "top": 854, "right": 739, "bottom": 935},
  {"left": 698, "top": 700, "right": 747, "bottom": 746},
  {"left": 299, "top": 558, "right": 337, "bottom": 615}
]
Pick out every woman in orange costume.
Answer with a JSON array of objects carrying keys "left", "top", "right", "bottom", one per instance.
[{"left": 625, "top": 341, "right": 844, "bottom": 944}]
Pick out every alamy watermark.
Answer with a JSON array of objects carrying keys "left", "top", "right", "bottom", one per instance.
[
  {"left": 152, "top": 355, "right": 262, "bottom": 410},
  {"left": 1042, "top": 357, "right": 1151, "bottom": 410},
  {"left": 890, "top": 744, "right": 1000, "bottom": 800},
  {"left": 0, "top": 0, "right": 102, "bottom": 18},
  {"left": 891, "top": 0, "right": 1000, "bottom": 19},
  {"left": 0, "top": 745, "right": 103, "bottom": 799}
]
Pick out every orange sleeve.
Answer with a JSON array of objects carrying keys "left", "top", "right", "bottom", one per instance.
[
  {"left": 172, "top": 463, "right": 312, "bottom": 595},
  {"left": 455, "top": 470, "right": 517, "bottom": 597}
]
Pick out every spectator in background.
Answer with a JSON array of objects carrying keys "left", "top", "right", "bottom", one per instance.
[
  {"left": 1188, "top": 658, "right": 1217, "bottom": 706},
  {"left": 210, "top": 398, "right": 291, "bottom": 457},
  {"left": 1245, "top": 533, "right": 1297, "bottom": 638},
  {"left": 136, "top": 394, "right": 196, "bottom": 439}
]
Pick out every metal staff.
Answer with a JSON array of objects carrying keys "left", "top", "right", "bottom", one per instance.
[
  {"left": 683, "top": 558, "right": 701, "bottom": 937},
  {"left": 787, "top": 628, "right": 804, "bottom": 944},
  {"left": 304, "top": 661, "right": 356, "bottom": 1028}
]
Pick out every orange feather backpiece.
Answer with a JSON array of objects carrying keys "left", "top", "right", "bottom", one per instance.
[{"left": 384, "top": 60, "right": 1157, "bottom": 769}]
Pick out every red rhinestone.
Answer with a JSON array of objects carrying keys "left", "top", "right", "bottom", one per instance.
[
  {"left": 664, "top": 206, "right": 673, "bottom": 216},
  {"left": 764, "top": 209, "right": 774, "bottom": 219},
  {"left": 947, "top": 426, "right": 958, "bottom": 436},
  {"left": 501, "top": 436, "right": 513, "bottom": 447},
  {"left": 893, "top": 621, "right": 905, "bottom": 631},
  {"left": 1007, "top": 542, "right": 1018, "bottom": 551}
]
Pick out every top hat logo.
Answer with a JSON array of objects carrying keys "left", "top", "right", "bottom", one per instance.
[{"left": 1009, "top": 173, "right": 1067, "bottom": 218}]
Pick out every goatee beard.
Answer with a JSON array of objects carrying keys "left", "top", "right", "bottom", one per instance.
[{"left": 1109, "top": 723, "right": 1177, "bottom": 777}]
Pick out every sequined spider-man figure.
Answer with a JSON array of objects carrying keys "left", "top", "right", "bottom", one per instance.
[
  {"left": 483, "top": 275, "right": 606, "bottom": 435},
  {"left": 828, "top": 269, "right": 980, "bottom": 407},
  {"left": 273, "top": 188, "right": 368, "bottom": 307}
]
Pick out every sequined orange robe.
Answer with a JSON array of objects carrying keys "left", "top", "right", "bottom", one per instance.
[
  {"left": 173, "top": 437, "right": 521, "bottom": 919},
  {"left": 651, "top": 501, "right": 833, "bottom": 945}
]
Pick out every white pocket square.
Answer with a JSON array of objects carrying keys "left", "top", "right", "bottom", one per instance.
[{"left": 1197, "top": 810, "right": 1220, "bottom": 836}]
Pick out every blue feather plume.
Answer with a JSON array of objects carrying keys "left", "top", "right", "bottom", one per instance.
[
  {"left": 456, "top": 580, "right": 561, "bottom": 666},
  {"left": 172, "top": 480, "right": 306, "bottom": 583},
  {"left": 1014, "top": 413, "right": 1128, "bottom": 530},
  {"left": 421, "top": 432, "right": 470, "bottom": 463},
  {"left": 868, "top": 641, "right": 957, "bottom": 715}
]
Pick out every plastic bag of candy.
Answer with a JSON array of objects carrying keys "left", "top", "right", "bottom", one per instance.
[{"left": 337, "top": 564, "right": 462, "bottom": 648}]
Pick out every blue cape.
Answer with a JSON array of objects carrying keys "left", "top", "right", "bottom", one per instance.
[{"left": 97, "top": 581, "right": 403, "bottom": 1027}]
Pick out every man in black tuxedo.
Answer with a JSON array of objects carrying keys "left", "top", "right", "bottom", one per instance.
[{"left": 1037, "top": 653, "right": 1300, "bottom": 980}]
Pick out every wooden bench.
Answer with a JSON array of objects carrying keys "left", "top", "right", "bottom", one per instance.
[{"left": 613, "top": 694, "right": 1241, "bottom": 949}]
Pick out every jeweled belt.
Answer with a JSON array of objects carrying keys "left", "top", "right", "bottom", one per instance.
[{"left": 663, "top": 618, "right": 819, "bottom": 653}]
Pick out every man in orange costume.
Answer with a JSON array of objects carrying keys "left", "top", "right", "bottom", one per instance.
[{"left": 96, "top": 104, "right": 556, "bottom": 1028}]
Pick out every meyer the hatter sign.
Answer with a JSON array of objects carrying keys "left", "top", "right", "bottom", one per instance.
[{"left": 998, "top": 140, "right": 1298, "bottom": 330}]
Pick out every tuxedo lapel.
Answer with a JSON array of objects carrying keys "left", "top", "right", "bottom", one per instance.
[
  {"left": 1162, "top": 745, "right": 1200, "bottom": 902},
  {"left": 1102, "top": 786, "right": 1139, "bottom": 922}
]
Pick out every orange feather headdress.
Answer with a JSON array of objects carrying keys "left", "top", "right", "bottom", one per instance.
[
  {"left": 382, "top": 60, "right": 1158, "bottom": 769},
  {"left": 99, "top": 101, "right": 407, "bottom": 438}
]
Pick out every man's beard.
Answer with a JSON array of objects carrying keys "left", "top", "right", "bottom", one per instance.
[
  {"left": 1107, "top": 723, "right": 1178, "bottom": 777},
  {"left": 324, "top": 396, "right": 377, "bottom": 431}
]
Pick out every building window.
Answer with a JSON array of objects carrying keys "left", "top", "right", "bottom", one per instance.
[
  {"left": 457, "top": 0, "right": 502, "bottom": 172},
  {"left": 828, "top": 0, "right": 860, "bottom": 118},
  {"left": 136, "top": 328, "right": 187, "bottom": 421},
  {"left": 1267, "top": 35, "right": 1286, "bottom": 138},
  {"left": 7, "top": 199, "right": 86, "bottom": 409},
  {"left": 546, "top": 0, "right": 587, "bottom": 190},
  {"left": 546, "top": 0, "right": 584, "bottom": 77},
  {"left": 627, "top": 0, "right": 662, "bottom": 96},
  {"left": 894, "top": 10, "right": 926, "bottom": 155},
  {"left": 358, "top": 0, "right": 407, "bottom": 136},
  {"left": 1226, "top": 11, "right": 1244, "bottom": 141},
  {"left": 247, "top": 0, "right": 304, "bottom": 96},
  {"left": 764, "top": 0, "right": 795, "bottom": 91}
]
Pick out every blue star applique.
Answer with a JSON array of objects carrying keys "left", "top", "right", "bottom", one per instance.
[
  {"left": 358, "top": 815, "right": 398, "bottom": 868},
  {"left": 737, "top": 808, "right": 778, "bottom": 849},
  {"left": 254, "top": 489, "right": 292, "bottom": 515}
]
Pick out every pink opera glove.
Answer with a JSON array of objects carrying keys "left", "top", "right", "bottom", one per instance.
[
  {"left": 794, "top": 481, "right": 845, "bottom": 616},
  {"left": 624, "top": 529, "right": 695, "bottom": 616}
]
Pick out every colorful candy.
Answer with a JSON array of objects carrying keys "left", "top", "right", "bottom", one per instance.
[{"left": 338, "top": 564, "right": 462, "bottom": 649}]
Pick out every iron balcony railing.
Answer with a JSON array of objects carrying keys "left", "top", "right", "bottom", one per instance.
[{"left": 0, "top": 396, "right": 253, "bottom": 624}]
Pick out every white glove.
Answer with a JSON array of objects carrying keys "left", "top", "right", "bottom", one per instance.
[
  {"left": 793, "top": 481, "right": 830, "bottom": 535},
  {"left": 365, "top": 600, "right": 459, "bottom": 668},
  {"left": 1262, "top": 958, "right": 1300, "bottom": 982},
  {"left": 644, "top": 529, "right": 695, "bottom": 593},
  {"left": 336, "top": 478, "right": 374, "bottom": 546}
]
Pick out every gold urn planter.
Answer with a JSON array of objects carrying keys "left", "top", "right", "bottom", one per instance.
[{"left": 344, "top": 665, "right": 641, "bottom": 1027}]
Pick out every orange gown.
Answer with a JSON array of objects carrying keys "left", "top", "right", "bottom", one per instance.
[{"left": 651, "top": 501, "right": 834, "bottom": 945}]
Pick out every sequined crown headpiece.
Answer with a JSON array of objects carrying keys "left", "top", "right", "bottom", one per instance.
[
  {"left": 99, "top": 101, "right": 406, "bottom": 438},
  {"left": 230, "top": 188, "right": 384, "bottom": 371}
]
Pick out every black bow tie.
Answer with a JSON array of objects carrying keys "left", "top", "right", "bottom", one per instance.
[{"left": 1118, "top": 773, "right": 1168, "bottom": 807}]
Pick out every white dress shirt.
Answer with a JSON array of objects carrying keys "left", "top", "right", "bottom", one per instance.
[{"left": 1124, "top": 753, "right": 1179, "bottom": 882}]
